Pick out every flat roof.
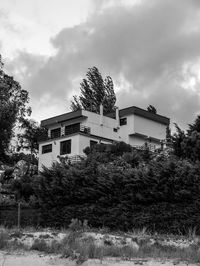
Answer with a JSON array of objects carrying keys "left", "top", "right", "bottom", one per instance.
[
  {"left": 107, "top": 106, "right": 170, "bottom": 125},
  {"left": 41, "top": 106, "right": 170, "bottom": 127},
  {"left": 41, "top": 110, "right": 87, "bottom": 127}
]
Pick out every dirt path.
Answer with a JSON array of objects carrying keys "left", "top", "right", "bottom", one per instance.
[
  {"left": 0, "top": 251, "right": 74, "bottom": 266},
  {"left": 0, "top": 251, "right": 198, "bottom": 266}
]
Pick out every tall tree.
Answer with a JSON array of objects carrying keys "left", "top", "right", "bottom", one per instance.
[
  {"left": 187, "top": 115, "right": 200, "bottom": 135},
  {"left": 17, "top": 118, "right": 48, "bottom": 155},
  {"left": 70, "top": 67, "right": 116, "bottom": 114},
  {"left": 0, "top": 55, "right": 31, "bottom": 161}
]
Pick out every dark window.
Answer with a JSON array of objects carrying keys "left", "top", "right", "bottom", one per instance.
[
  {"left": 113, "top": 128, "right": 118, "bottom": 132},
  {"left": 120, "top": 117, "right": 127, "bottom": 126},
  {"left": 65, "top": 123, "right": 80, "bottom": 135},
  {"left": 60, "top": 139, "right": 71, "bottom": 155},
  {"left": 42, "top": 144, "right": 52, "bottom": 154},
  {"left": 51, "top": 128, "right": 61, "bottom": 139},
  {"left": 90, "top": 140, "right": 98, "bottom": 148}
]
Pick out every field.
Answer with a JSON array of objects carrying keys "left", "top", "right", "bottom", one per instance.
[{"left": 0, "top": 224, "right": 200, "bottom": 265}]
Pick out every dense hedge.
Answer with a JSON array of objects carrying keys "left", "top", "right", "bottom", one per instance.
[{"left": 34, "top": 145, "right": 200, "bottom": 234}]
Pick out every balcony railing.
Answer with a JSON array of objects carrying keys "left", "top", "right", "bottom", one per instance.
[
  {"left": 40, "top": 124, "right": 91, "bottom": 142},
  {"left": 132, "top": 143, "right": 156, "bottom": 152},
  {"left": 65, "top": 124, "right": 91, "bottom": 136}
]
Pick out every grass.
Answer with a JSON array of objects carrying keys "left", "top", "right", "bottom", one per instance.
[{"left": 1, "top": 224, "right": 200, "bottom": 264}]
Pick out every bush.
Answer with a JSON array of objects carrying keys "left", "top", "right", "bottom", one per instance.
[{"left": 33, "top": 142, "right": 200, "bottom": 234}]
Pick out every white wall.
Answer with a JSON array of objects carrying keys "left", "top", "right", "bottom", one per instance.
[
  {"left": 129, "top": 135, "right": 161, "bottom": 149},
  {"left": 38, "top": 135, "right": 80, "bottom": 170},
  {"left": 134, "top": 115, "right": 166, "bottom": 140},
  {"left": 82, "top": 110, "right": 120, "bottom": 141},
  {"left": 129, "top": 135, "right": 145, "bottom": 147},
  {"left": 78, "top": 134, "right": 113, "bottom": 155},
  {"left": 118, "top": 114, "right": 134, "bottom": 144}
]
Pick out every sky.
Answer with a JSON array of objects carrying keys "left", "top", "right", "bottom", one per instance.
[{"left": 1, "top": 0, "right": 200, "bottom": 130}]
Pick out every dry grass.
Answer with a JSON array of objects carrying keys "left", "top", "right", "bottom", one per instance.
[{"left": 1, "top": 224, "right": 200, "bottom": 264}]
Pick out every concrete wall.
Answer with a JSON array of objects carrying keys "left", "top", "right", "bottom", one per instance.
[
  {"left": 78, "top": 134, "right": 113, "bottom": 155},
  {"left": 129, "top": 135, "right": 146, "bottom": 147},
  {"left": 82, "top": 110, "right": 119, "bottom": 141},
  {"left": 38, "top": 135, "right": 80, "bottom": 170},
  {"left": 134, "top": 115, "right": 166, "bottom": 140},
  {"left": 129, "top": 135, "right": 161, "bottom": 149},
  {"left": 118, "top": 114, "right": 134, "bottom": 144}
]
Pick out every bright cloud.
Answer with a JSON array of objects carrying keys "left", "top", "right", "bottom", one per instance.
[{"left": 1, "top": 0, "right": 200, "bottom": 130}]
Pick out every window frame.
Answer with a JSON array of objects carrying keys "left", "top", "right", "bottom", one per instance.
[
  {"left": 65, "top": 123, "right": 80, "bottom": 135},
  {"left": 42, "top": 144, "right": 52, "bottom": 154},
  {"left": 60, "top": 139, "right": 72, "bottom": 155},
  {"left": 50, "top": 127, "right": 61, "bottom": 139},
  {"left": 120, "top": 117, "right": 127, "bottom": 126}
]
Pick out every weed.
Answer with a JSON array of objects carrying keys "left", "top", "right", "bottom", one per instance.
[
  {"left": 187, "top": 227, "right": 197, "bottom": 240},
  {"left": 68, "top": 218, "right": 89, "bottom": 232},
  {"left": 131, "top": 227, "right": 148, "bottom": 237}
]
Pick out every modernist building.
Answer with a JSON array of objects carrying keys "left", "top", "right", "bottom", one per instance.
[{"left": 38, "top": 106, "right": 170, "bottom": 170}]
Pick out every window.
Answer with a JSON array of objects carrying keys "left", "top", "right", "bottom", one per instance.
[
  {"left": 60, "top": 139, "right": 71, "bottom": 155},
  {"left": 113, "top": 128, "right": 118, "bottom": 132},
  {"left": 120, "top": 117, "right": 127, "bottom": 126},
  {"left": 51, "top": 128, "right": 61, "bottom": 139},
  {"left": 90, "top": 140, "right": 98, "bottom": 148},
  {"left": 65, "top": 123, "right": 80, "bottom": 135},
  {"left": 42, "top": 144, "right": 52, "bottom": 154}
]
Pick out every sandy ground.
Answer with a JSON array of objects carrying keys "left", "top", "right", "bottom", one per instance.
[{"left": 0, "top": 251, "right": 198, "bottom": 266}]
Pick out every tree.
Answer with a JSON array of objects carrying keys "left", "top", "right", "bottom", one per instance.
[
  {"left": 172, "top": 117, "right": 200, "bottom": 161},
  {"left": 70, "top": 67, "right": 116, "bottom": 114},
  {"left": 0, "top": 55, "right": 31, "bottom": 161},
  {"left": 187, "top": 115, "right": 200, "bottom": 135},
  {"left": 147, "top": 105, "right": 157, "bottom": 114},
  {"left": 172, "top": 123, "right": 186, "bottom": 158},
  {"left": 17, "top": 118, "right": 48, "bottom": 155}
]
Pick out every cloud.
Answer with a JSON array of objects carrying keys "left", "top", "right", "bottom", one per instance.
[{"left": 5, "top": 0, "right": 200, "bottom": 129}]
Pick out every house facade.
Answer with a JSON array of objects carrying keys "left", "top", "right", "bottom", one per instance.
[{"left": 38, "top": 106, "right": 170, "bottom": 170}]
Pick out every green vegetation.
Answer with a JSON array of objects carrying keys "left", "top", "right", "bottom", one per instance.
[
  {"left": 31, "top": 140, "right": 200, "bottom": 234},
  {"left": 0, "top": 56, "right": 31, "bottom": 162},
  {"left": 70, "top": 66, "right": 116, "bottom": 114},
  {"left": 1, "top": 223, "right": 200, "bottom": 264}
]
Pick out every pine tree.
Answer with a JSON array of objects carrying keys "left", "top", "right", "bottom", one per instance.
[{"left": 71, "top": 67, "right": 116, "bottom": 114}]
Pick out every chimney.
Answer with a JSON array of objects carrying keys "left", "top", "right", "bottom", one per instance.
[
  {"left": 116, "top": 107, "right": 120, "bottom": 128},
  {"left": 100, "top": 104, "right": 103, "bottom": 126}
]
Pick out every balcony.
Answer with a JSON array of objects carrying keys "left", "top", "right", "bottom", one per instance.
[
  {"left": 65, "top": 123, "right": 91, "bottom": 136},
  {"left": 39, "top": 123, "right": 91, "bottom": 142}
]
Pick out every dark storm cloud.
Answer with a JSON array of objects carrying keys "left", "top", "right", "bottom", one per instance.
[{"left": 8, "top": 0, "right": 200, "bottom": 128}]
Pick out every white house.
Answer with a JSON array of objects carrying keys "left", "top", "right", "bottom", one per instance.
[{"left": 38, "top": 106, "right": 170, "bottom": 170}]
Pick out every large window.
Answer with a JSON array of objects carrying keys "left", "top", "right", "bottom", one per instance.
[
  {"left": 60, "top": 139, "right": 71, "bottom": 155},
  {"left": 120, "top": 117, "right": 127, "bottom": 126},
  {"left": 50, "top": 128, "right": 61, "bottom": 139},
  {"left": 65, "top": 123, "right": 80, "bottom": 135},
  {"left": 42, "top": 144, "right": 52, "bottom": 154}
]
